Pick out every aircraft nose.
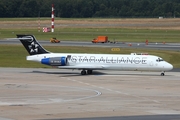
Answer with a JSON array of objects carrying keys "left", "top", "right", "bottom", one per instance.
[{"left": 165, "top": 63, "right": 173, "bottom": 71}]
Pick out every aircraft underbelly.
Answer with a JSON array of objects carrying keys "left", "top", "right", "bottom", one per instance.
[{"left": 102, "top": 65, "right": 123, "bottom": 70}]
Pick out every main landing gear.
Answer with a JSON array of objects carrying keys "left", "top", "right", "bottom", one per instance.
[
  {"left": 161, "top": 71, "right": 165, "bottom": 76},
  {"left": 81, "top": 70, "right": 93, "bottom": 75}
]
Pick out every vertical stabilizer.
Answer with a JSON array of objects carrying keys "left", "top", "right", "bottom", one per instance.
[{"left": 17, "top": 34, "right": 49, "bottom": 55}]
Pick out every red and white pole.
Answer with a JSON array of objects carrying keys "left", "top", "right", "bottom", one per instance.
[
  {"left": 51, "top": 4, "right": 54, "bottom": 32},
  {"left": 38, "top": 11, "right": 40, "bottom": 32}
]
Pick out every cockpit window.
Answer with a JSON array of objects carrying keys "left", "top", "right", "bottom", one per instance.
[
  {"left": 156, "top": 58, "right": 164, "bottom": 62},
  {"left": 159, "top": 58, "right": 164, "bottom": 61}
]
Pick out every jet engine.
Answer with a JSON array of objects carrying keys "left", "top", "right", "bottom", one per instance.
[{"left": 41, "top": 57, "right": 67, "bottom": 66}]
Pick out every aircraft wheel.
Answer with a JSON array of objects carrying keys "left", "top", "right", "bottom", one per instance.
[
  {"left": 161, "top": 73, "right": 165, "bottom": 76},
  {"left": 81, "top": 70, "right": 86, "bottom": 75},
  {"left": 87, "top": 70, "right": 93, "bottom": 74}
]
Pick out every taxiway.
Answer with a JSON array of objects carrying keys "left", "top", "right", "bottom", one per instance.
[
  {"left": 0, "top": 68, "right": 180, "bottom": 120},
  {"left": 1, "top": 39, "right": 180, "bottom": 51}
]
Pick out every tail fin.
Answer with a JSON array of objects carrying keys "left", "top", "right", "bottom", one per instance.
[{"left": 17, "top": 34, "right": 49, "bottom": 55}]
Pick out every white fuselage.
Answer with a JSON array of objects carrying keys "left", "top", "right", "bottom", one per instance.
[{"left": 26, "top": 53, "right": 173, "bottom": 72}]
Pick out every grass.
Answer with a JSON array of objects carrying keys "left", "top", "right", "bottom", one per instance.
[
  {"left": 1, "top": 18, "right": 180, "bottom": 42},
  {"left": 1, "top": 28, "right": 180, "bottom": 42},
  {"left": 0, "top": 45, "right": 180, "bottom": 68}
]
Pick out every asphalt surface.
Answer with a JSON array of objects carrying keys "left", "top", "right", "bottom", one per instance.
[
  {"left": 1, "top": 39, "right": 180, "bottom": 51},
  {"left": 0, "top": 68, "right": 180, "bottom": 120},
  {"left": 43, "top": 115, "right": 180, "bottom": 120},
  {"left": 0, "top": 39, "right": 180, "bottom": 120}
]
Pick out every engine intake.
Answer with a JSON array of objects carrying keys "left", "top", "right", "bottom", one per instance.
[{"left": 41, "top": 57, "right": 67, "bottom": 66}]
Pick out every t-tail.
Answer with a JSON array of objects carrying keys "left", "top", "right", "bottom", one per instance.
[{"left": 17, "top": 34, "right": 49, "bottom": 55}]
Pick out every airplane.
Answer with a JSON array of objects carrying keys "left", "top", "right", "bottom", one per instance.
[{"left": 16, "top": 34, "right": 173, "bottom": 76}]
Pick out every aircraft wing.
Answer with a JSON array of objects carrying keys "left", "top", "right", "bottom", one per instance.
[{"left": 58, "top": 64, "right": 105, "bottom": 69}]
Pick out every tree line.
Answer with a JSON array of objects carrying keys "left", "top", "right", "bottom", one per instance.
[{"left": 1, "top": 0, "right": 180, "bottom": 18}]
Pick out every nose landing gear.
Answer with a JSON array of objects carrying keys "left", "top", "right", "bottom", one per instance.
[{"left": 161, "top": 71, "right": 165, "bottom": 76}]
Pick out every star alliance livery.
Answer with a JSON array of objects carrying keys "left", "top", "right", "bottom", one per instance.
[{"left": 17, "top": 35, "right": 173, "bottom": 76}]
